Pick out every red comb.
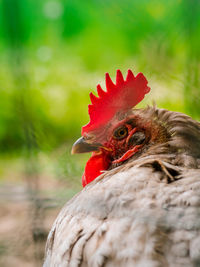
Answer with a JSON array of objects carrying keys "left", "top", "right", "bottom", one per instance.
[{"left": 82, "top": 69, "right": 150, "bottom": 135}]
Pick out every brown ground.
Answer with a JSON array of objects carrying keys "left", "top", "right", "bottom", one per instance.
[{"left": 0, "top": 172, "right": 80, "bottom": 267}]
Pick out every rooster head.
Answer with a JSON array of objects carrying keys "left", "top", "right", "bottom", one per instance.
[{"left": 72, "top": 69, "right": 151, "bottom": 187}]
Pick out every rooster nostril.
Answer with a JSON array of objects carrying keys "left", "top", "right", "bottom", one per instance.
[{"left": 128, "top": 131, "right": 145, "bottom": 146}]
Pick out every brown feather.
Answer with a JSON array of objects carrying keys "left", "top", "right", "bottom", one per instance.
[{"left": 44, "top": 107, "right": 200, "bottom": 267}]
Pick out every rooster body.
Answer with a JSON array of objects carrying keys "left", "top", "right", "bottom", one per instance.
[{"left": 44, "top": 71, "right": 200, "bottom": 267}]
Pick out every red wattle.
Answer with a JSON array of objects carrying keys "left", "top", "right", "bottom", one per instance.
[{"left": 82, "top": 152, "right": 111, "bottom": 187}]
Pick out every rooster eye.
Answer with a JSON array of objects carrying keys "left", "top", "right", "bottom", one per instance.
[{"left": 113, "top": 126, "right": 128, "bottom": 140}]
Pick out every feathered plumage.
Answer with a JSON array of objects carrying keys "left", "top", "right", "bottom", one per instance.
[
  {"left": 44, "top": 71, "right": 200, "bottom": 267},
  {"left": 44, "top": 107, "right": 200, "bottom": 267}
]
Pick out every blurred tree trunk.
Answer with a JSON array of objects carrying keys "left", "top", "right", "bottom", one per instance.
[{"left": 1, "top": 0, "right": 47, "bottom": 265}]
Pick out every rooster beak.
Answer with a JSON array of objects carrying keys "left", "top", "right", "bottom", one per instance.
[{"left": 71, "top": 137, "right": 101, "bottom": 154}]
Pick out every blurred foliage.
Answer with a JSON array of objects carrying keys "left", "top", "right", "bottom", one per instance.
[
  {"left": 0, "top": 3, "right": 199, "bottom": 265},
  {"left": 0, "top": 0, "right": 199, "bottom": 159}
]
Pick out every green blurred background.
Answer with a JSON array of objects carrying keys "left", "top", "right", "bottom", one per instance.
[
  {"left": 1, "top": 0, "right": 200, "bottom": 155},
  {"left": 0, "top": 0, "right": 200, "bottom": 266}
]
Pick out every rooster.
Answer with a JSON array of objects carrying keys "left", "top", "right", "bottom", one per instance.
[{"left": 44, "top": 70, "right": 200, "bottom": 267}]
